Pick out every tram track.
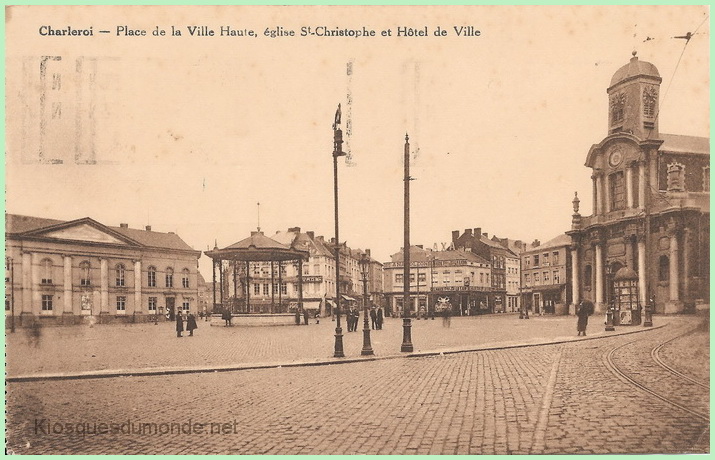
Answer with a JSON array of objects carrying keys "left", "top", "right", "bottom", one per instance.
[{"left": 604, "top": 327, "right": 709, "bottom": 423}]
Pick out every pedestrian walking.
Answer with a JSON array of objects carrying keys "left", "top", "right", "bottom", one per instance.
[
  {"left": 442, "top": 306, "right": 452, "bottom": 328},
  {"left": 303, "top": 310, "right": 309, "bottom": 325},
  {"left": 315, "top": 312, "right": 320, "bottom": 324},
  {"left": 376, "top": 307, "right": 384, "bottom": 329},
  {"left": 576, "top": 300, "right": 593, "bottom": 336},
  {"left": 222, "top": 309, "right": 232, "bottom": 327},
  {"left": 370, "top": 307, "right": 377, "bottom": 330},
  {"left": 176, "top": 311, "right": 184, "bottom": 337},
  {"left": 186, "top": 313, "right": 198, "bottom": 336}
]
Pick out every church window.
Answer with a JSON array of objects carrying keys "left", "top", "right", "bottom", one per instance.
[
  {"left": 610, "top": 92, "right": 626, "bottom": 125},
  {"left": 643, "top": 86, "right": 657, "bottom": 118},
  {"left": 658, "top": 256, "right": 669, "bottom": 282},
  {"left": 609, "top": 172, "right": 625, "bottom": 211},
  {"left": 666, "top": 162, "right": 685, "bottom": 192}
]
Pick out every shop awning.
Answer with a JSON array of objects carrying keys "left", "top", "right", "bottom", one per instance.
[{"left": 341, "top": 295, "right": 357, "bottom": 301}]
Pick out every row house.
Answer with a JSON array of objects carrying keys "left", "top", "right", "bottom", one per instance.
[
  {"left": 520, "top": 234, "right": 572, "bottom": 315},
  {"left": 383, "top": 245, "right": 491, "bottom": 316},
  {"left": 451, "top": 228, "right": 520, "bottom": 313},
  {"left": 5, "top": 214, "right": 201, "bottom": 326}
]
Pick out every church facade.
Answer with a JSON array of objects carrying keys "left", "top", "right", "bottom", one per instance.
[{"left": 567, "top": 53, "right": 709, "bottom": 315}]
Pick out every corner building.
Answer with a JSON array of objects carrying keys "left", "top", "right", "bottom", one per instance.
[{"left": 567, "top": 54, "right": 709, "bottom": 315}]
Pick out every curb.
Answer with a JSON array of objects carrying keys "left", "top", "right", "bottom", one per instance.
[{"left": 6, "top": 323, "right": 667, "bottom": 383}]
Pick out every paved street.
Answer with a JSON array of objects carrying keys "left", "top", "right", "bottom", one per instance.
[
  {"left": 5, "top": 314, "right": 708, "bottom": 454},
  {"left": 7, "top": 313, "right": 635, "bottom": 378}
]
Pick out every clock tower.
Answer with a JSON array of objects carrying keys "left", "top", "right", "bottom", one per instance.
[{"left": 606, "top": 51, "right": 662, "bottom": 139}]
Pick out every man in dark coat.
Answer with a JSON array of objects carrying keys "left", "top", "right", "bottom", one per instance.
[
  {"left": 370, "top": 307, "right": 378, "bottom": 330},
  {"left": 376, "top": 307, "right": 384, "bottom": 329},
  {"left": 176, "top": 311, "right": 184, "bottom": 337},
  {"left": 186, "top": 313, "right": 198, "bottom": 336},
  {"left": 576, "top": 301, "right": 593, "bottom": 336}
]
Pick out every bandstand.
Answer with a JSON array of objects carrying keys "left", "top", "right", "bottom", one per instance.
[{"left": 204, "top": 230, "right": 310, "bottom": 326}]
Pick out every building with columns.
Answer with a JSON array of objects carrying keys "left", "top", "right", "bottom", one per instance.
[
  {"left": 5, "top": 214, "right": 202, "bottom": 325},
  {"left": 567, "top": 53, "right": 709, "bottom": 315}
]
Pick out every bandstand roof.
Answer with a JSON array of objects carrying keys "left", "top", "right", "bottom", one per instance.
[{"left": 204, "top": 231, "right": 310, "bottom": 262}]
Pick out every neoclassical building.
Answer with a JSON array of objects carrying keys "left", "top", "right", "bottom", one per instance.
[
  {"left": 5, "top": 214, "right": 202, "bottom": 325},
  {"left": 567, "top": 53, "right": 709, "bottom": 315}
]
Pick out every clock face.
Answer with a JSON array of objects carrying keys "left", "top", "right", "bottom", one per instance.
[{"left": 609, "top": 148, "right": 623, "bottom": 167}]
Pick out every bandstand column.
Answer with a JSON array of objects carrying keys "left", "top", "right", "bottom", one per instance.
[
  {"left": 270, "top": 260, "right": 275, "bottom": 314},
  {"left": 219, "top": 259, "right": 224, "bottom": 308},
  {"left": 212, "top": 258, "right": 217, "bottom": 312},
  {"left": 245, "top": 261, "right": 251, "bottom": 313}
]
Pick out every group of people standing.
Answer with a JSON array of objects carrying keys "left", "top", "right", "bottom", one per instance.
[
  {"left": 346, "top": 305, "right": 384, "bottom": 332},
  {"left": 176, "top": 311, "right": 198, "bottom": 337}
]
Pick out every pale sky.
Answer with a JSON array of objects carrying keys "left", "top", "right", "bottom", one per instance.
[{"left": 5, "top": 5, "right": 710, "bottom": 277}]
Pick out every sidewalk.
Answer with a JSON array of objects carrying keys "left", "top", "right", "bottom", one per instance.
[{"left": 6, "top": 313, "right": 674, "bottom": 381}]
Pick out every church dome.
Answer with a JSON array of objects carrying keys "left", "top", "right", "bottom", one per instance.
[{"left": 609, "top": 52, "right": 660, "bottom": 88}]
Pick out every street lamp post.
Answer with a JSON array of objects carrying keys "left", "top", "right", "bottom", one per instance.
[
  {"left": 332, "top": 104, "right": 346, "bottom": 358},
  {"left": 401, "top": 133, "right": 414, "bottom": 353},
  {"left": 360, "top": 251, "right": 374, "bottom": 356}
]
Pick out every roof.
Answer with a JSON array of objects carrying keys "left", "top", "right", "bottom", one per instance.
[
  {"left": 5, "top": 214, "right": 66, "bottom": 234},
  {"left": 6, "top": 214, "right": 197, "bottom": 252},
  {"left": 110, "top": 226, "right": 196, "bottom": 251},
  {"left": 523, "top": 233, "right": 571, "bottom": 254},
  {"left": 609, "top": 54, "right": 661, "bottom": 88},
  {"left": 659, "top": 133, "right": 710, "bottom": 155},
  {"left": 273, "top": 230, "right": 335, "bottom": 258},
  {"left": 390, "top": 246, "right": 490, "bottom": 266},
  {"left": 225, "top": 231, "right": 291, "bottom": 251}
]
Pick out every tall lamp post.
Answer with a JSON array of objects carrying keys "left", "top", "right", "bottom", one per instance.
[
  {"left": 401, "top": 133, "right": 414, "bottom": 352},
  {"left": 360, "top": 251, "right": 374, "bottom": 355},
  {"left": 332, "top": 104, "right": 346, "bottom": 358}
]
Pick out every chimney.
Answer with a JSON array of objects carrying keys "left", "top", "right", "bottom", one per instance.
[
  {"left": 307, "top": 231, "right": 314, "bottom": 240},
  {"left": 365, "top": 249, "right": 371, "bottom": 257},
  {"left": 452, "top": 230, "right": 460, "bottom": 242},
  {"left": 532, "top": 239, "right": 541, "bottom": 247},
  {"left": 288, "top": 227, "right": 301, "bottom": 233},
  {"left": 145, "top": 225, "right": 152, "bottom": 231},
  {"left": 482, "top": 232, "right": 488, "bottom": 238},
  {"left": 416, "top": 244, "right": 423, "bottom": 249},
  {"left": 464, "top": 228, "right": 472, "bottom": 236},
  {"left": 120, "top": 223, "right": 128, "bottom": 228},
  {"left": 316, "top": 235, "right": 324, "bottom": 242},
  {"left": 168, "top": 232, "right": 175, "bottom": 234},
  {"left": 474, "top": 228, "right": 481, "bottom": 237}
]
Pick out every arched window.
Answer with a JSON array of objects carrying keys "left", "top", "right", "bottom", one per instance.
[
  {"left": 658, "top": 256, "right": 669, "bottom": 282},
  {"left": 41, "top": 258, "right": 53, "bottom": 284},
  {"left": 165, "top": 267, "right": 174, "bottom": 288},
  {"left": 147, "top": 266, "right": 157, "bottom": 287},
  {"left": 181, "top": 268, "right": 190, "bottom": 288},
  {"left": 584, "top": 265, "right": 592, "bottom": 290},
  {"left": 115, "top": 264, "right": 125, "bottom": 287},
  {"left": 80, "top": 261, "right": 91, "bottom": 286}
]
